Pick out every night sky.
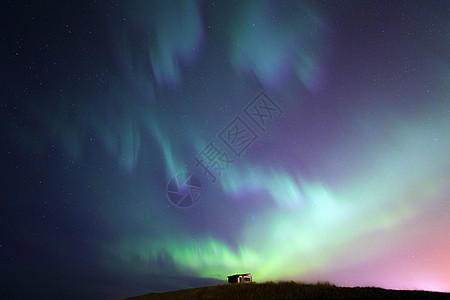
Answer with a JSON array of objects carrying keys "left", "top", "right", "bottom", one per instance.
[{"left": 1, "top": 1, "right": 449, "bottom": 299}]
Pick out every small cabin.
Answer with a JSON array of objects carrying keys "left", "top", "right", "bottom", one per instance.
[{"left": 227, "top": 273, "right": 252, "bottom": 283}]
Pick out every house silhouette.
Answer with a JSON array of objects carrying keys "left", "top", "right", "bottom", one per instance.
[{"left": 227, "top": 273, "right": 252, "bottom": 283}]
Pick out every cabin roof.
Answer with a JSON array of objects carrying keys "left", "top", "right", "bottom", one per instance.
[{"left": 227, "top": 273, "right": 251, "bottom": 277}]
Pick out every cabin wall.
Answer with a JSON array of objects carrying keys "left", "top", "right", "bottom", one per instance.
[{"left": 227, "top": 274, "right": 252, "bottom": 283}]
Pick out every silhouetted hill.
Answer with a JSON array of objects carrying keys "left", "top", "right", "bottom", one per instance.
[{"left": 127, "top": 281, "right": 449, "bottom": 299}]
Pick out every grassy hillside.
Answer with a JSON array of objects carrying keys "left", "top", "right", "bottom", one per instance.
[{"left": 127, "top": 281, "right": 449, "bottom": 299}]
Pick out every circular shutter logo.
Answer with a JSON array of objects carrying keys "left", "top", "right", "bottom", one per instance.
[{"left": 167, "top": 173, "right": 202, "bottom": 208}]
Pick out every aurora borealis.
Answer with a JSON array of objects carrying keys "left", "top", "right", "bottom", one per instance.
[{"left": 1, "top": 1, "right": 449, "bottom": 299}]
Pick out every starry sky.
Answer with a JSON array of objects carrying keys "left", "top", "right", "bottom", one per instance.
[{"left": 1, "top": 1, "right": 449, "bottom": 299}]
